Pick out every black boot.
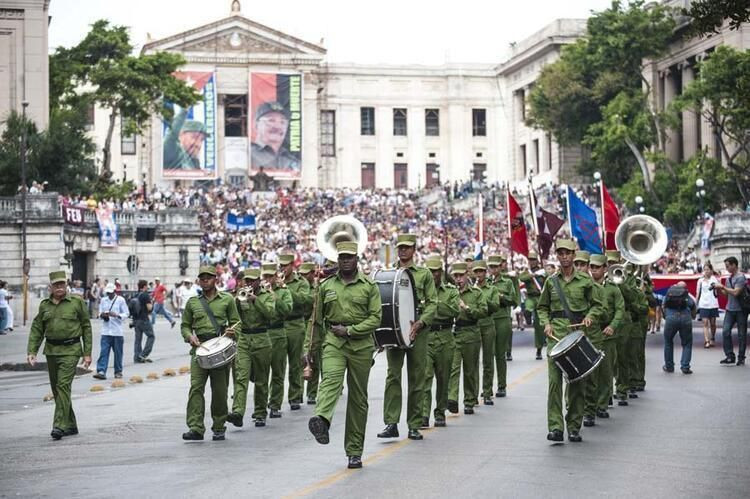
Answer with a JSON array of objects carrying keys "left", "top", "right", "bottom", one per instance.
[
  {"left": 347, "top": 455, "right": 363, "bottom": 469},
  {"left": 308, "top": 416, "right": 330, "bottom": 444},
  {"left": 536, "top": 349, "right": 543, "bottom": 360},
  {"left": 568, "top": 431, "right": 582, "bottom": 442},
  {"left": 50, "top": 428, "right": 64, "bottom": 441},
  {"left": 447, "top": 400, "right": 459, "bottom": 414},
  {"left": 226, "top": 412, "right": 243, "bottom": 427},
  {"left": 182, "top": 430, "right": 203, "bottom": 441},
  {"left": 583, "top": 416, "right": 595, "bottom": 427},
  {"left": 596, "top": 410, "right": 610, "bottom": 419},
  {"left": 420, "top": 417, "right": 430, "bottom": 429},
  {"left": 546, "top": 429, "right": 563, "bottom": 442},
  {"left": 495, "top": 388, "right": 507, "bottom": 398},
  {"left": 377, "top": 424, "right": 399, "bottom": 438},
  {"left": 408, "top": 429, "right": 424, "bottom": 440}
]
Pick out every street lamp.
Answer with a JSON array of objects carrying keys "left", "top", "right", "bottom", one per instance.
[
  {"left": 635, "top": 195, "right": 644, "bottom": 214},
  {"left": 695, "top": 178, "right": 705, "bottom": 217},
  {"left": 593, "top": 171, "right": 601, "bottom": 181}
]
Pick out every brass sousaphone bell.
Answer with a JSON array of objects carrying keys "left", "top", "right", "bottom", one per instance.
[
  {"left": 315, "top": 215, "right": 368, "bottom": 262},
  {"left": 608, "top": 214, "right": 668, "bottom": 284}
]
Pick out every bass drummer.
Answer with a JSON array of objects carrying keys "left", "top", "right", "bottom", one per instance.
[
  {"left": 378, "top": 234, "right": 437, "bottom": 442},
  {"left": 180, "top": 265, "right": 241, "bottom": 442},
  {"left": 537, "top": 239, "right": 603, "bottom": 443}
]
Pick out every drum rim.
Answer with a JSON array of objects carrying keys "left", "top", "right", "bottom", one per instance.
[
  {"left": 564, "top": 352, "right": 605, "bottom": 383},
  {"left": 549, "top": 330, "right": 585, "bottom": 358},
  {"left": 371, "top": 267, "right": 418, "bottom": 348}
]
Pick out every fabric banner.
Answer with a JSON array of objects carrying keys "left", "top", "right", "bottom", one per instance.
[
  {"left": 567, "top": 187, "right": 602, "bottom": 254},
  {"left": 62, "top": 205, "right": 84, "bottom": 226},
  {"left": 226, "top": 213, "right": 256, "bottom": 232},
  {"left": 601, "top": 182, "right": 620, "bottom": 250},
  {"left": 250, "top": 72, "right": 302, "bottom": 179},
  {"left": 162, "top": 71, "right": 217, "bottom": 179},
  {"left": 507, "top": 192, "right": 529, "bottom": 256},
  {"left": 537, "top": 207, "right": 564, "bottom": 260},
  {"left": 96, "top": 207, "right": 118, "bottom": 248},
  {"left": 701, "top": 215, "right": 714, "bottom": 255}
]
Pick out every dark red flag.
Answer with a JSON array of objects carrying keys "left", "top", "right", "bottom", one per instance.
[
  {"left": 602, "top": 182, "right": 620, "bottom": 250},
  {"left": 537, "top": 207, "right": 564, "bottom": 259},
  {"left": 507, "top": 192, "right": 529, "bottom": 256}
]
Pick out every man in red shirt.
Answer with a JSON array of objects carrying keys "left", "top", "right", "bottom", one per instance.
[{"left": 150, "top": 278, "right": 176, "bottom": 328}]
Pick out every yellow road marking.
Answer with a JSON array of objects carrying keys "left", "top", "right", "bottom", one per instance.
[{"left": 284, "top": 362, "right": 545, "bottom": 498}]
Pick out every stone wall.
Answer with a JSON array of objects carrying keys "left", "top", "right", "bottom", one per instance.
[{"left": 709, "top": 210, "right": 750, "bottom": 272}]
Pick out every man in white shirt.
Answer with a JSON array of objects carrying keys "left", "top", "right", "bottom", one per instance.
[
  {"left": 178, "top": 279, "right": 198, "bottom": 315},
  {"left": 93, "top": 283, "right": 130, "bottom": 380}
]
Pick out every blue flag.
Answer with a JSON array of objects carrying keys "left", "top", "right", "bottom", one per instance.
[
  {"left": 567, "top": 187, "right": 602, "bottom": 254},
  {"left": 226, "top": 213, "right": 256, "bottom": 232}
]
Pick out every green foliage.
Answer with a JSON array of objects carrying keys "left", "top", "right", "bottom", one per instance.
[
  {"left": 91, "top": 179, "right": 136, "bottom": 202},
  {"left": 683, "top": 0, "right": 750, "bottom": 36}
]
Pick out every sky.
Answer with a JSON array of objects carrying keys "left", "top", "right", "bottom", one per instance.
[{"left": 48, "top": 0, "right": 615, "bottom": 64}]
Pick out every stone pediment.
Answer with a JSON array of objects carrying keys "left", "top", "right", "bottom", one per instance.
[{"left": 181, "top": 29, "right": 292, "bottom": 54}]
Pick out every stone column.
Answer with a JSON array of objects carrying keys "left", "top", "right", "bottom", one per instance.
[
  {"left": 663, "top": 68, "right": 681, "bottom": 161},
  {"left": 681, "top": 62, "right": 698, "bottom": 159}
]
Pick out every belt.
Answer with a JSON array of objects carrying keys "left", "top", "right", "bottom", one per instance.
[
  {"left": 268, "top": 322, "right": 284, "bottom": 329},
  {"left": 551, "top": 311, "right": 585, "bottom": 322},
  {"left": 328, "top": 323, "right": 354, "bottom": 328},
  {"left": 45, "top": 337, "right": 81, "bottom": 346},
  {"left": 430, "top": 322, "right": 452, "bottom": 331},
  {"left": 242, "top": 327, "right": 267, "bottom": 335},
  {"left": 455, "top": 320, "right": 477, "bottom": 328}
]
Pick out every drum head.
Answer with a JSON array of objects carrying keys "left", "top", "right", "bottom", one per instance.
[
  {"left": 197, "top": 336, "right": 232, "bottom": 355},
  {"left": 395, "top": 269, "right": 416, "bottom": 336},
  {"left": 550, "top": 330, "right": 584, "bottom": 357}
]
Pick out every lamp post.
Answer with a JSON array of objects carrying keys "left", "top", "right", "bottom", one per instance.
[
  {"left": 695, "top": 178, "right": 705, "bottom": 218},
  {"left": 635, "top": 195, "right": 644, "bottom": 214},
  {"left": 20, "top": 100, "right": 29, "bottom": 325}
]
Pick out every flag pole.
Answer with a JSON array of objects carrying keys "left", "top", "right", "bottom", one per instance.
[
  {"left": 528, "top": 175, "right": 542, "bottom": 259},
  {"left": 596, "top": 173, "right": 605, "bottom": 253},
  {"left": 478, "top": 192, "right": 484, "bottom": 247},
  {"left": 565, "top": 185, "right": 573, "bottom": 242},
  {"left": 506, "top": 188, "right": 514, "bottom": 271}
]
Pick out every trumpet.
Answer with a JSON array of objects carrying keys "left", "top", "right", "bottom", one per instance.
[{"left": 236, "top": 286, "right": 254, "bottom": 302}]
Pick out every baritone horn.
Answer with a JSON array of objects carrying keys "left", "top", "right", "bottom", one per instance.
[{"left": 315, "top": 215, "right": 368, "bottom": 262}]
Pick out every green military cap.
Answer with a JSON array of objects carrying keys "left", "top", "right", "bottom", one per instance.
[
  {"left": 336, "top": 241, "right": 358, "bottom": 255},
  {"left": 487, "top": 255, "right": 505, "bottom": 266},
  {"left": 472, "top": 259, "right": 488, "bottom": 271},
  {"left": 425, "top": 257, "right": 443, "bottom": 271},
  {"left": 244, "top": 268, "right": 261, "bottom": 280},
  {"left": 198, "top": 265, "right": 217, "bottom": 276},
  {"left": 49, "top": 270, "right": 67, "bottom": 284},
  {"left": 279, "top": 253, "right": 295, "bottom": 265},
  {"left": 298, "top": 262, "right": 315, "bottom": 274},
  {"left": 236, "top": 270, "right": 245, "bottom": 281},
  {"left": 182, "top": 120, "right": 209, "bottom": 135},
  {"left": 463, "top": 256, "right": 475, "bottom": 263},
  {"left": 606, "top": 250, "right": 621, "bottom": 262},
  {"left": 256, "top": 101, "right": 290, "bottom": 120},
  {"left": 574, "top": 250, "right": 591, "bottom": 263},
  {"left": 451, "top": 262, "right": 468, "bottom": 275},
  {"left": 528, "top": 250, "right": 539, "bottom": 260},
  {"left": 555, "top": 238, "right": 578, "bottom": 252},
  {"left": 325, "top": 259, "right": 337, "bottom": 267},
  {"left": 396, "top": 234, "right": 417, "bottom": 247},
  {"left": 589, "top": 254, "right": 608, "bottom": 266},
  {"left": 261, "top": 262, "right": 277, "bottom": 276}
]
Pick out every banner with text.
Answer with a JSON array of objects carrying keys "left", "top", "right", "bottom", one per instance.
[
  {"left": 249, "top": 72, "right": 302, "bottom": 179},
  {"left": 162, "top": 71, "right": 217, "bottom": 179}
]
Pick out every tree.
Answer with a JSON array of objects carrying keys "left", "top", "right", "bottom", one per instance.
[
  {"left": 52, "top": 20, "right": 201, "bottom": 176},
  {"left": 683, "top": 0, "right": 750, "bottom": 36},
  {"left": 674, "top": 45, "right": 750, "bottom": 204},
  {"left": 526, "top": 1, "right": 676, "bottom": 195}
]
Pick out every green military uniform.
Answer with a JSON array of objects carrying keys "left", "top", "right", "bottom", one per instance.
[
  {"left": 504, "top": 270, "right": 521, "bottom": 357},
  {"left": 299, "top": 263, "right": 322, "bottom": 403},
  {"left": 27, "top": 271, "right": 92, "bottom": 436},
  {"left": 383, "top": 235, "right": 438, "bottom": 432},
  {"left": 632, "top": 274, "right": 654, "bottom": 391},
  {"left": 537, "top": 240, "right": 604, "bottom": 437},
  {"left": 519, "top": 251, "right": 546, "bottom": 353},
  {"left": 231, "top": 269, "right": 276, "bottom": 422},
  {"left": 264, "top": 263, "right": 293, "bottom": 412},
  {"left": 615, "top": 274, "right": 648, "bottom": 400},
  {"left": 447, "top": 263, "right": 488, "bottom": 411},
  {"left": 473, "top": 260, "right": 501, "bottom": 402},
  {"left": 421, "top": 258, "right": 459, "bottom": 424},
  {"left": 488, "top": 256, "right": 519, "bottom": 396},
  {"left": 280, "top": 254, "right": 313, "bottom": 406},
  {"left": 181, "top": 266, "right": 241, "bottom": 436},
  {"left": 312, "top": 242, "right": 382, "bottom": 457},
  {"left": 589, "top": 255, "right": 625, "bottom": 414}
]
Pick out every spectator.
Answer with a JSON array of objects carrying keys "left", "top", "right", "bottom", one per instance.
[
  {"left": 661, "top": 281, "right": 696, "bottom": 375},
  {"left": 70, "top": 280, "right": 85, "bottom": 299},
  {"left": 133, "top": 279, "right": 155, "bottom": 363},
  {"left": 178, "top": 278, "right": 198, "bottom": 316},
  {"left": 696, "top": 263, "right": 720, "bottom": 348},
  {"left": 93, "top": 283, "right": 129, "bottom": 380},
  {"left": 88, "top": 277, "right": 101, "bottom": 319},
  {"left": 150, "top": 277, "right": 176, "bottom": 328},
  {"left": 0, "top": 280, "right": 9, "bottom": 334},
  {"left": 713, "top": 256, "right": 748, "bottom": 366},
  {"left": 170, "top": 282, "right": 182, "bottom": 318}
]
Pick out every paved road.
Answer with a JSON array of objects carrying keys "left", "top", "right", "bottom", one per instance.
[{"left": 0, "top": 320, "right": 748, "bottom": 498}]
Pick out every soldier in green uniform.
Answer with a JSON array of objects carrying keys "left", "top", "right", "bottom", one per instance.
[
  {"left": 499, "top": 257, "right": 521, "bottom": 360},
  {"left": 537, "top": 239, "right": 603, "bottom": 443},
  {"left": 227, "top": 269, "right": 276, "bottom": 428},
  {"left": 379, "top": 234, "right": 437, "bottom": 441},
  {"left": 299, "top": 262, "right": 322, "bottom": 404},
  {"left": 180, "top": 265, "right": 241, "bottom": 441},
  {"left": 632, "top": 272, "right": 654, "bottom": 392},
  {"left": 27, "top": 270, "right": 92, "bottom": 440},
  {"left": 420, "top": 257, "right": 459, "bottom": 428},
  {"left": 307, "top": 241, "right": 382, "bottom": 470},
  {"left": 264, "top": 262, "right": 293, "bottom": 418},
  {"left": 574, "top": 251, "right": 590, "bottom": 273},
  {"left": 588, "top": 254, "right": 625, "bottom": 420},
  {"left": 472, "top": 260, "right": 500, "bottom": 405},
  {"left": 447, "top": 262, "right": 488, "bottom": 415},
  {"left": 519, "top": 251, "right": 546, "bottom": 360},
  {"left": 613, "top": 259, "right": 648, "bottom": 405},
  {"left": 279, "top": 254, "right": 312, "bottom": 410},
  {"left": 488, "top": 255, "right": 519, "bottom": 398}
]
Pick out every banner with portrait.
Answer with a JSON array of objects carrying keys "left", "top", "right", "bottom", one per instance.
[
  {"left": 96, "top": 207, "right": 118, "bottom": 248},
  {"left": 162, "top": 71, "right": 217, "bottom": 179},
  {"left": 249, "top": 72, "right": 302, "bottom": 179}
]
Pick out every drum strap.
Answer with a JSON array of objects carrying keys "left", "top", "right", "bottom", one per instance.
[
  {"left": 550, "top": 277, "right": 575, "bottom": 322},
  {"left": 198, "top": 296, "right": 223, "bottom": 335}
]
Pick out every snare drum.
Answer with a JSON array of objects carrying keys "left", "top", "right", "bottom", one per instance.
[
  {"left": 370, "top": 268, "right": 417, "bottom": 348},
  {"left": 195, "top": 335, "right": 237, "bottom": 370},
  {"left": 548, "top": 330, "right": 604, "bottom": 383}
]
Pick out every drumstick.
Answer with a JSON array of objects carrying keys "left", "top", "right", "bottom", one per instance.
[{"left": 567, "top": 322, "right": 585, "bottom": 329}]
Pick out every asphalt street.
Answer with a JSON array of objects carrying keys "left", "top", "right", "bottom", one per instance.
[{"left": 0, "top": 317, "right": 748, "bottom": 498}]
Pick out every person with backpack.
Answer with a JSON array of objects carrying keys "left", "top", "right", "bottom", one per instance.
[
  {"left": 661, "top": 281, "right": 696, "bottom": 374},
  {"left": 713, "top": 257, "right": 749, "bottom": 366},
  {"left": 131, "top": 280, "right": 154, "bottom": 363}
]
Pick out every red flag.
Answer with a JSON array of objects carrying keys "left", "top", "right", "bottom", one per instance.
[
  {"left": 601, "top": 182, "right": 620, "bottom": 250},
  {"left": 507, "top": 192, "right": 529, "bottom": 256}
]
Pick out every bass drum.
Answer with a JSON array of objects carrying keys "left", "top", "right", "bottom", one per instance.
[
  {"left": 548, "top": 330, "right": 604, "bottom": 383},
  {"left": 370, "top": 268, "right": 417, "bottom": 348}
]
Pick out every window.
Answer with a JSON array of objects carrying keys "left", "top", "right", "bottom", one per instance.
[
  {"left": 320, "top": 110, "right": 336, "bottom": 157},
  {"left": 520, "top": 144, "right": 527, "bottom": 177},
  {"left": 120, "top": 119, "right": 136, "bottom": 155},
  {"left": 425, "top": 109, "right": 439, "bottom": 136},
  {"left": 361, "top": 163, "right": 375, "bottom": 189},
  {"left": 361, "top": 107, "right": 375, "bottom": 135},
  {"left": 394, "top": 163, "right": 408, "bottom": 188},
  {"left": 85, "top": 103, "right": 95, "bottom": 131},
  {"left": 393, "top": 108, "right": 407, "bottom": 136},
  {"left": 224, "top": 94, "right": 248, "bottom": 137},
  {"left": 228, "top": 175, "right": 246, "bottom": 187},
  {"left": 472, "top": 163, "right": 486, "bottom": 182},
  {"left": 518, "top": 89, "right": 526, "bottom": 122},
  {"left": 547, "top": 133, "right": 553, "bottom": 171},
  {"left": 533, "top": 139, "right": 540, "bottom": 174},
  {"left": 472, "top": 108, "right": 486, "bottom": 136}
]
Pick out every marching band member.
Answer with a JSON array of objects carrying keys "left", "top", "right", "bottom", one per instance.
[
  {"left": 519, "top": 251, "right": 546, "bottom": 360},
  {"left": 473, "top": 260, "right": 501, "bottom": 406},
  {"left": 488, "top": 255, "right": 519, "bottom": 398},
  {"left": 298, "top": 262, "right": 321, "bottom": 404},
  {"left": 265, "top": 262, "right": 293, "bottom": 419}
]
